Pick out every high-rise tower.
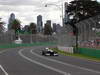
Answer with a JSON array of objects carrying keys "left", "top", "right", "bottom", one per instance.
[
  {"left": 37, "top": 15, "right": 43, "bottom": 33},
  {"left": 8, "top": 13, "right": 15, "bottom": 30}
]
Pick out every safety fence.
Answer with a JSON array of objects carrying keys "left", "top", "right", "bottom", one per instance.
[
  {"left": 0, "top": 42, "right": 57, "bottom": 49},
  {"left": 78, "top": 47, "right": 100, "bottom": 58},
  {"left": 0, "top": 33, "right": 57, "bottom": 45}
]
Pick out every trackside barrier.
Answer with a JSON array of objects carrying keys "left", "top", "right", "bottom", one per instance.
[
  {"left": 57, "top": 46, "right": 74, "bottom": 54},
  {"left": 0, "top": 42, "right": 57, "bottom": 49},
  {"left": 78, "top": 48, "right": 100, "bottom": 58}
]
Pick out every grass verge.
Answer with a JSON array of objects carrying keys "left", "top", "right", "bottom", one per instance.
[{"left": 51, "top": 48, "right": 100, "bottom": 62}]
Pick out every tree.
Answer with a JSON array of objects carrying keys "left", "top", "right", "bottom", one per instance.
[
  {"left": 23, "top": 25, "right": 30, "bottom": 33},
  {"left": 67, "top": 0, "right": 100, "bottom": 22},
  {"left": 29, "top": 22, "right": 37, "bottom": 34},
  {"left": 44, "top": 24, "right": 53, "bottom": 35},
  {"left": 65, "top": 0, "right": 100, "bottom": 53},
  {"left": 11, "top": 19, "right": 21, "bottom": 39},
  {"left": 0, "top": 18, "right": 5, "bottom": 33}
]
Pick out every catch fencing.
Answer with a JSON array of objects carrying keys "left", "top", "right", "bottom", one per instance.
[{"left": 0, "top": 33, "right": 57, "bottom": 45}]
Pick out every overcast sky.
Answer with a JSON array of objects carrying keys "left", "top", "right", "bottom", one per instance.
[{"left": 0, "top": 0, "right": 100, "bottom": 28}]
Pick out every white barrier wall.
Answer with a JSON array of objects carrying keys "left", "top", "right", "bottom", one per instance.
[{"left": 57, "top": 46, "right": 74, "bottom": 54}]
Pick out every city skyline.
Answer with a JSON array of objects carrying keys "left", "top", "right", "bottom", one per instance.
[
  {"left": 0, "top": 0, "right": 74, "bottom": 29},
  {"left": 0, "top": 0, "right": 100, "bottom": 29}
]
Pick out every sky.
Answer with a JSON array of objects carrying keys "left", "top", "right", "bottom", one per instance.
[{"left": 0, "top": 0, "right": 100, "bottom": 28}]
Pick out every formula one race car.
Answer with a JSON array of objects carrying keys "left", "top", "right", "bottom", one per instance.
[{"left": 42, "top": 48, "right": 58, "bottom": 56}]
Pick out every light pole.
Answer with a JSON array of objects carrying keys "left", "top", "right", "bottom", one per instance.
[{"left": 45, "top": 3, "right": 64, "bottom": 26}]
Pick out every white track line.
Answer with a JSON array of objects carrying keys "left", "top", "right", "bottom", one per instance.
[
  {"left": 31, "top": 49, "right": 100, "bottom": 74},
  {"left": 0, "top": 50, "right": 8, "bottom": 54},
  {"left": 0, "top": 65, "right": 8, "bottom": 75},
  {"left": 19, "top": 49, "right": 70, "bottom": 75},
  {"left": 0, "top": 48, "right": 13, "bottom": 55},
  {"left": 0, "top": 49, "right": 10, "bottom": 75}
]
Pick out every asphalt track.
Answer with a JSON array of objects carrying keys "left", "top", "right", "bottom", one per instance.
[{"left": 0, "top": 46, "right": 100, "bottom": 75}]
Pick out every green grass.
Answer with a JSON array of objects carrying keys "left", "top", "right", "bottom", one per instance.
[{"left": 51, "top": 48, "right": 100, "bottom": 62}]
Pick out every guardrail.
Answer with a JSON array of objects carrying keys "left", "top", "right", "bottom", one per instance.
[
  {"left": 78, "top": 47, "right": 100, "bottom": 58},
  {"left": 0, "top": 42, "right": 57, "bottom": 49}
]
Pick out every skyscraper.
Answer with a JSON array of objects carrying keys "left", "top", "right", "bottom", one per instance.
[
  {"left": 8, "top": 13, "right": 15, "bottom": 30},
  {"left": 37, "top": 15, "right": 43, "bottom": 33},
  {"left": 53, "top": 23, "right": 57, "bottom": 32},
  {"left": 56, "top": 24, "right": 62, "bottom": 33}
]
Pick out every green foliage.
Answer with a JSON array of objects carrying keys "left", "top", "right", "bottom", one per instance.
[
  {"left": 29, "top": 22, "right": 37, "bottom": 34},
  {"left": 44, "top": 24, "right": 53, "bottom": 35},
  {"left": 67, "top": 0, "right": 100, "bottom": 22},
  {"left": 11, "top": 19, "right": 21, "bottom": 32},
  {"left": 19, "top": 30, "right": 32, "bottom": 34},
  {"left": 16, "top": 22, "right": 37, "bottom": 34},
  {"left": 11, "top": 19, "right": 21, "bottom": 39},
  {"left": 0, "top": 18, "right": 5, "bottom": 33}
]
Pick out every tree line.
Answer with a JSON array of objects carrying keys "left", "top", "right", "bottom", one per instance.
[
  {"left": 65, "top": 0, "right": 100, "bottom": 35},
  {"left": 66, "top": 0, "right": 100, "bottom": 23},
  {"left": 0, "top": 18, "right": 53, "bottom": 39}
]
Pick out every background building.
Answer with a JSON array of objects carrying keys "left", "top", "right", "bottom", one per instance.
[
  {"left": 37, "top": 15, "right": 43, "bottom": 33},
  {"left": 56, "top": 24, "right": 62, "bottom": 33},
  {"left": 52, "top": 23, "right": 57, "bottom": 32},
  {"left": 8, "top": 13, "right": 15, "bottom": 30}
]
